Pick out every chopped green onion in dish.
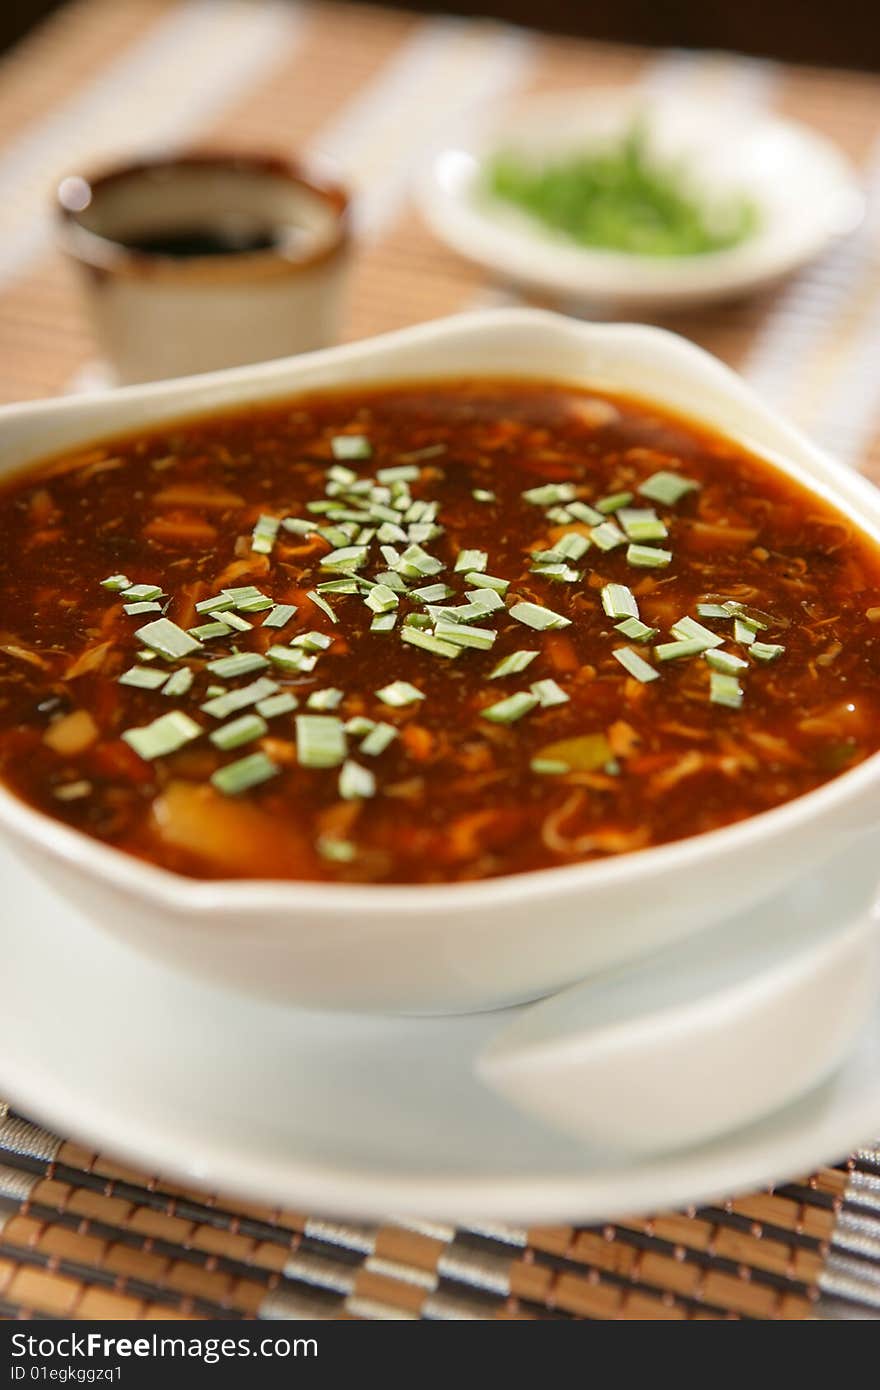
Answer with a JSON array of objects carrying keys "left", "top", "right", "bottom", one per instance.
[
  {"left": 207, "top": 652, "right": 269, "bottom": 679},
  {"left": 359, "top": 721, "right": 398, "bottom": 756},
  {"left": 292, "top": 630, "right": 333, "bottom": 652},
  {"left": 364, "top": 583, "right": 399, "bottom": 614},
  {"left": 614, "top": 616, "right": 657, "bottom": 643},
  {"left": 751, "top": 642, "right": 786, "bottom": 662},
  {"left": 489, "top": 649, "right": 538, "bottom": 679},
  {"left": 256, "top": 691, "right": 298, "bottom": 719},
  {"left": 590, "top": 521, "right": 627, "bottom": 552},
  {"left": 705, "top": 649, "right": 748, "bottom": 674},
  {"left": 118, "top": 666, "right": 168, "bottom": 690},
  {"left": 697, "top": 602, "right": 733, "bottom": 620},
  {"left": 331, "top": 435, "right": 371, "bottom": 460},
  {"left": 530, "top": 758, "right": 570, "bottom": 775},
  {"left": 521, "top": 482, "right": 576, "bottom": 507},
  {"left": 210, "top": 713, "right": 268, "bottom": 750},
  {"left": 122, "top": 710, "right": 202, "bottom": 761},
  {"left": 100, "top": 574, "right": 130, "bottom": 591},
  {"left": 472, "top": 488, "right": 495, "bottom": 502},
  {"left": 655, "top": 637, "right": 706, "bottom": 662},
  {"left": 626, "top": 543, "right": 672, "bottom": 568},
  {"left": 433, "top": 620, "right": 496, "bottom": 650},
  {"left": 638, "top": 471, "right": 699, "bottom": 506},
  {"left": 265, "top": 645, "right": 310, "bottom": 671},
  {"left": 455, "top": 549, "right": 488, "bottom": 573},
  {"left": 195, "top": 593, "right": 235, "bottom": 615},
  {"left": 219, "top": 611, "right": 252, "bottom": 633},
  {"left": 370, "top": 612, "right": 398, "bottom": 632},
  {"left": 410, "top": 582, "right": 454, "bottom": 603},
  {"left": 509, "top": 601, "right": 571, "bottom": 631},
  {"left": 612, "top": 647, "right": 659, "bottom": 683},
  {"left": 554, "top": 532, "right": 590, "bottom": 561},
  {"left": 320, "top": 545, "right": 369, "bottom": 573},
  {"left": 670, "top": 615, "right": 724, "bottom": 650},
  {"left": 617, "top": 507, "right": 668, "bottom": 543},
  {"left": 734, "top": 618, "right": 756, "bottom": 646},
  {"left": 162, "top": 668, "right": 194, "bottom": 698},
  {"left": 211, "top": 751, "right": 279, "bottom": 795},
  {"left": 316, "top": 836, "right": 357, "bottom": 862},
  {"left": 466, "top": 587, "right": 505, "bottom": 613},
  {"left": 345, "top": 716, "right": 376, "bottom": 736},
  {"left": 187, "top": 621, "right": 232, "bottom": 642},
  {"left": 295, "top": 714, "right": 347, "bottom": 768},
  {"left": 201, "top": 678, "right": 279, "bottom": 720},
  {"left": 531, "top": 678, "right": 569, "bottom": 707},
  {"left": 709, "top": 672, "right": 744, "bottom": 709},
  {"left": 480, "top": 692, "right": 540, "bottom": 724},
  {"left": 339, "top": 759, "right": 376, "bottom": 800},
  {"left": 251, "top": 514, "right": 280, "bottom": 555},
  {"left": 377, "top": 681, "right": 424, "bottom": 707},
  {"left": 567, "top": 501, "right": 604, "bottom": 526},
  {"left": 122, "top": 583, "right": 164, "bottom": 603},
  {"left": 135, "top": 617, "right": 202, "bottom": 661},
  {"left": 601, "top": 583, "right": 639, "bottom": 621},
  {"left": 307, "top": 590, "right": 339, "bottom": 624},
  {"left": 596, "top": 491, "right": 633, "bottom": 515},
  {"left": 262, "top": 604, "right": 298, "bottom": 629},
  {"left": 376, "top": 463, "right": 418, "bottom": 483},
  {"left": 400, "top": 626, "right": 462, "bottom": 658},
  {"left": 307, "top": 687, "right": 344, "bottom": 710}
]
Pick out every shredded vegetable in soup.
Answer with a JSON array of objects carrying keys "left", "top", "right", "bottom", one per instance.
[{"left": 1, "top": 379, "right": 880, "bottom": 884}]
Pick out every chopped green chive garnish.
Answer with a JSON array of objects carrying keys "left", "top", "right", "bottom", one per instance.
[
  {"left": 655, "top": 637, "right": 706, "bottom": 661},
  {"left": 339, "top": 759, "right": 376, "bottom": 800},
  {"left": 210, "top": 713, "right": 268, "bottom": 750},
  {"left": 162, "top": 667, "right": 194, "bottom": 698},
  {"left": 292, "top": 630, "right": 333, "bottom": 652},
  {"left": 566, "top": 501, "right": 604, "bottom": 526},
  {"left": 124, "top": 600, "right": 163, "bottom": 616},
  {"left": 410, "top": 582, "right": 454, "bottom": 603},
  {"left": 697, "top": 603, "right": 733, "bottom": 620},
  {"left": 370, "top": 612, "right": 397, "bottom": 632},
  {"left": 195, "top": 593, "right": 234, "bottom": 615},
  {"left": 530, "top": 758, "right": 570, "bottom": 775},
  {"left": 613, "top": 647, "right": 659, "bottom": 683},
  {"left": 188, "top": 621, "right": 233, "bottom": 641},
  {"left": 709, "top": 672, "right": 743, "bottom": 709},
  {"left": 433, "top": 620, "right": 496, "bottom": 650},
  {"left": 136, "top": 617, "right": 202, "bottom": 660},
  {"left": 597, "top": 491, "right": 633, "bottom": 514},
  {"left": 670, "top": 616, "right": 724, "bottom": 650},
  {"left": 122, "top": 583, "right": 163, "bottom": 603},
  {"left": 466, "top": 587, "right": 505, "bottom": 612},
  {"left": 307, "top": 687, "right": 344, "bottom": 710},
  {"left": 734, "top": 618, "right": 756, "bottom": 646},
  {"left": 614, "top": 616, "right": 657, "bottom": 642},
  {"left": 400, "top": 626, "right": 462, "bottom": 658},
  {"left": 296, "top": 714, "right": 347, "bottom": 768},
  {"left": 638, "top": 471, "right": 699, "bottom": 506},
  {"left": 118, "top": 666, "right": 168, "bottom": 690},
  {"left": 256, "top": 691, "right": 298, "bottom": 719},
  {"left": 509, "top": 601, "right": 571, "bottom": 631},
  {"left": 207, "top": 652, "right": 269, "bottom": 679},
  {"left": 346, "top": 716, "right": 376, "bottom": 736},
  {"left": 317, "top": 836, "right": 357, "bottom": 862},
  {"left": 265, "top": 645, "right": 309, "bottom": 671},
  {"left": 201, "top": 678, "right": 279, "bottom": 720},
  {"left": 481, "top": 692, "right": 539, "bottom": 724},
  {"left": 331, "top": 435, "right": 371, "bottom": 460},
  {"left": 321, "top": 545, "right": 369, "bottom": 573},
  {"left": 554, "top": 532, "right": 590, "bottom": 561},
  {"left": 100, "top": 574, "right": 130, "bottom": 591},
  {"left": 122, "top": 710, "right": 202, "bottom": 761},
  {"left": 360, "top": 722, "right": 398, "bottom": 756},
  {"left": 364, "top": 583, "right": 399, "bottom": 614},
  {"left": 522, "top": 483, "right": 576, "bottom": 507},
  {"left": 531, "top": 678, "right": 569, "bottom": 707},
  {"left": 307, "top": 590, "right": 338, "bottom": 623},
  {"left": 627, "top": 543, "right": 672, "bottom": 568},
  {"left": 251, "top": 514, "right": 280, "bottom": 555},
  {"left": 395, "top": 543, "right": 444, "bottom": 579},
  {"left": 376, "top": 464, "right": 418, "bottom": 483},
  {"left": 262, "top": 604, "right": 297, "bottom": 629},
  {"left": 211, "top": 751, "right": 279, "bottom": 795},
  {"left": 472, "top": 488, "right": 495, "bottom": 502},
  {"left": 455, "top": 549, "right": 487, "bottom": 573},
  {"left": 750, "top": 642, "right": 785, "bottom": 662},
  {"left": 590, "top": 521, "right": 627, "bottom": 551},
  {"left": 218, "top": 611, "right": 252, "bottom": 633},
  {"left": 377, "top": 681, "right": 424, "bottom": 707},
  {"left": 601, "top": 583, "right": 639, "bottom": 621},
  {"left": 617, "top": 507, "right": 668, "bottom": 543},
  {"left": 489, "top": 649, "right": 538, "bottom": 679},
  {"left": 705, "top": 649, "right": 748, "bottom": 674}
]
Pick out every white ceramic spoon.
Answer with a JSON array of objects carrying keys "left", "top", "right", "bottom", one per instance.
[{"left": 479, "top": 838, "right": 880, "bottom": 1155}]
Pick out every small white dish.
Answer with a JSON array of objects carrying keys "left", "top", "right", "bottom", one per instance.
[
  {"left": 480, "top": 840, "right": 880, "bottom": 1154},
  {"left": 417, "top": 89, "right": 864, "bottom": 308},
  {"left": 3, "top": 309, "right": 880, "bottom": 1013},
  {"left": 2, "top": 834, "right": 880, "bottom": 1222}
]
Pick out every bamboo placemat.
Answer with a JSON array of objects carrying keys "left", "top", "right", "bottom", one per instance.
[{"left": 2, "top": 0, "right": 880, "bottom": 1321}]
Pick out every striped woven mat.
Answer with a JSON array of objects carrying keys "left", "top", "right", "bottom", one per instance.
[{"left": 2, "top": 0, "right": 880, "bottom": 1321}]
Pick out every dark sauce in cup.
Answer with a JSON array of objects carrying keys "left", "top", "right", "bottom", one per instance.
[{"left": 116, "top": 224, "right": 281, "bottom": 258}]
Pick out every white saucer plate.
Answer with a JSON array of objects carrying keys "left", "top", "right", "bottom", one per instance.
[
  {"left": 2, "top": 836, "right": 880, "bottom": 1224},
  {"left": 418, "top": 89, "right": 864, "bottom": 308}
]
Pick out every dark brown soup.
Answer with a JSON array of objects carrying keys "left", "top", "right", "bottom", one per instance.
[{"left": 1, "top": 379, "right": 880, "bottom": 884}]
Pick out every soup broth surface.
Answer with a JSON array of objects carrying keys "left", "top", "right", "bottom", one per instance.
[{"left": 1, "top": 378, "right": 879, "bottom": 883}]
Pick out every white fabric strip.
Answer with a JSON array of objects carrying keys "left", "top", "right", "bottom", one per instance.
[
  {"left": 0, "top": 0, "right": 306, "bottom": 287},
  {"left": 310, "top": 17, "right": 534, "bottom": 241},
  {"left": 743, "top": 135, "right": 880, "bottom": 465}
]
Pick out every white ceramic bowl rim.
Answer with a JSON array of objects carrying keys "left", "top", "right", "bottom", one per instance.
[{"left": 1, "top": 308, "right": 880, "bottom": 922}]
